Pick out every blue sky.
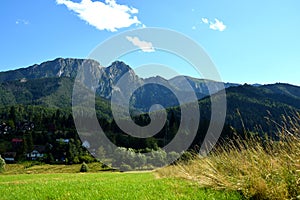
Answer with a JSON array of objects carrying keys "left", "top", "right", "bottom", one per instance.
[{"left": 1, "top": 0, "right": 300, "bottom": 85}]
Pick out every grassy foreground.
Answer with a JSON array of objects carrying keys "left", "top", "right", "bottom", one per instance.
[
  {"left": 0, "top": 172, "right": 242, "bottom": 200},
  {"left": 157, "top": 116, "right": 300, "bottom": 200}
]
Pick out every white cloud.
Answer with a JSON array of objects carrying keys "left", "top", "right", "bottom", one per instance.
[
  {"left": 201, "top": 18, "right": 208, "bottom": 24},
  {"left": 201, "top": 17, "right": 226, "bottom": 32},
  {"left": 209, "top": 18, "right": 226, "bottom": 32},
  {"left": 16, "top": 19, "right": 29, "bottom": 25},
  {"left": 192, "top": 26, "right": 196, "bottom": 30},
  {"left": 56, "top": 0, "right": 142, "bottom": 32},
  {"left": 126, "top": 36, "right": 155, "bottom": 52}
]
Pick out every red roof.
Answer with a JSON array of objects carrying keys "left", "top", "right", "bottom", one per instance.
[{"left": 12, "top": 138, "right": 23, "bottom": 143}]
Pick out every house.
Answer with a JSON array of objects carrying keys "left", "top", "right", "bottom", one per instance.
[
  {"left": 2, "top": 152, "right": 17, "bottom": 163},
  {"left": 12, "top": 138, "right": 23, "bottom": 144},
  {"left": 27, "top": 145, "right": 46, "bottom": 160}
]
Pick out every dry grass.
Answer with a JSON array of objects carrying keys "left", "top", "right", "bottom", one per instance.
[
  {"left": 2, "top": 162, "right": 105, "bottom": 175},
  {"left": 157, "top": 114, "right": 300, "bottom": 200}
]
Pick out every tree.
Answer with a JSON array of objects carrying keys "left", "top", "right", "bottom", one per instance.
[
  {"left": 7, "top": 119, "right": 15, "bottom": 130},
  {"left": 149, "top": 149, "right": 167, "bottom": 167},
  {"left": 0, "top": 155, "right": 5, "bottom": 172},
  {"left": 145, "top": 137, "right": 159, "bottom": 150},
  {"left": 9, "top": 106, "right": 17, "bottom": 124},
  {"left": 24, "top": 132, "right": 34, "bottom": 152},
  {"left": 80, "top": 162, "right": 89, "bottom": 172},
  {"left": 66, "top": 139, "right": 77, "bottom": 164},
  {"left": 97, "top": 146, "right": 106, "bottom": 161}
]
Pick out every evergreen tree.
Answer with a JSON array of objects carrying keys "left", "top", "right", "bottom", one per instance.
[
  {"left": 9, "top": 106, "right": 17, "bottom": 124},
  {"left": 80, "top": 162, "right": 89, "bottom": 172}
]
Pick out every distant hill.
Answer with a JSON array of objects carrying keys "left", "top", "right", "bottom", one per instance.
[{"left": 197, "top": 83, "right": 300, "bottom": 133}]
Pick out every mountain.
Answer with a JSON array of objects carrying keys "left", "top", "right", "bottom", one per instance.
[
  {"left": 0, "top": 58, "right": 101, "bottom": 82},
  {"left": 169, "top": 76, "right": 239, "bottom": 100},
  {"left": 0, "top": 58, "right": 235, "bottom": 111},
  {"left": 96, "top": 61, "right": 142, "bottom": 99},
  {"left": 0, "top": 57, "right": 300, "bottom": 134}
]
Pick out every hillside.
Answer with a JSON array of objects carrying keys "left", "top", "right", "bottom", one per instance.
[{"left": 198, "top": 83, "right": 300, "bottom": 133}]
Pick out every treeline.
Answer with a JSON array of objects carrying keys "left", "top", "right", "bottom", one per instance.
[
  {"left": 0, "top": 102, "right": 281, "bottom": 166},
  {"left": 0, "top": 104, "right": 213, "bottom": 164}
]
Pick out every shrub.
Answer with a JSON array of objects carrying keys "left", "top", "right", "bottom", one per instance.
[
  {"left": 148, "top": 148, "right": 167, "bottom": 167},
  {"left": 134, "top": 153, "right": 147, "bottom": 169},
  {"left": 0, "top": 155, "right": 5, "bottom": 172},
  {"left": 167, "top": 151, "right": 180, "bottom": 164},
  {"left": 80, "top": 162, "right": 89, "bottom": 172},
  {"left": 119, "top": 163, "right": 132, "bottom": 172}
]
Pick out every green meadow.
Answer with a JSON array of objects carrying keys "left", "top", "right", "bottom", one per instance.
[{"left": 0, "top": 168, "right": 242, "bottom": 200}]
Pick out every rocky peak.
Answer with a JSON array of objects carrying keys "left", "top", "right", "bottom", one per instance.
[
  {"left": 104, "top": 61, "right": 135, "bottom": 83},
  {"left": 0, "top": 58, "right": 102, "bottom": 83},
  {"left": 97, "top": 61, "right": 142, "bottom": 99}
]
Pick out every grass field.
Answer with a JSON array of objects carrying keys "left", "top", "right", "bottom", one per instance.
[
  {"left": 2, "top": 162, "right": 107, "bottom": 175},
  {"left": 0, "top": 170, "right": 243, "bottom": 200}
]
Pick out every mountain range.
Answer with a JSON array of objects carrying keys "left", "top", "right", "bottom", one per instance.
[
  {"left": 0, "top": 58, "right": 236, "bottom": 109},
  {"left": 0, "top": 58, "right": 300, "bottom": 133}
]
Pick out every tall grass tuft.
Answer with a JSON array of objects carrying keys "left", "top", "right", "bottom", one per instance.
[{"left": 157, "top": 115, "right": 300, "bottom": 199}]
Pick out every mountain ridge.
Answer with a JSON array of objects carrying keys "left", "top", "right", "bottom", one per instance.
[
  {"left": 0, "top": 58, "right": 233, "bottom": 109},
  {"left": 0, "top": 58, "right": 300, "bottom": 130}
]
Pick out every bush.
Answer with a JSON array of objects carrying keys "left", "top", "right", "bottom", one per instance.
[
  {"left": 80, "top": 162, "right": 89, "bottom": 172},
  {"left": 0, "top": 155, "right": 5, "bottom": 172},
  {"left": 148, "top": 149, "right": 167, "bottom": 167},
  {"left": 167, "top": 151, "right": 180, "bottom": 164},
  {"left": 119, "top": 163, "right": 132, "bottom": 172}
]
